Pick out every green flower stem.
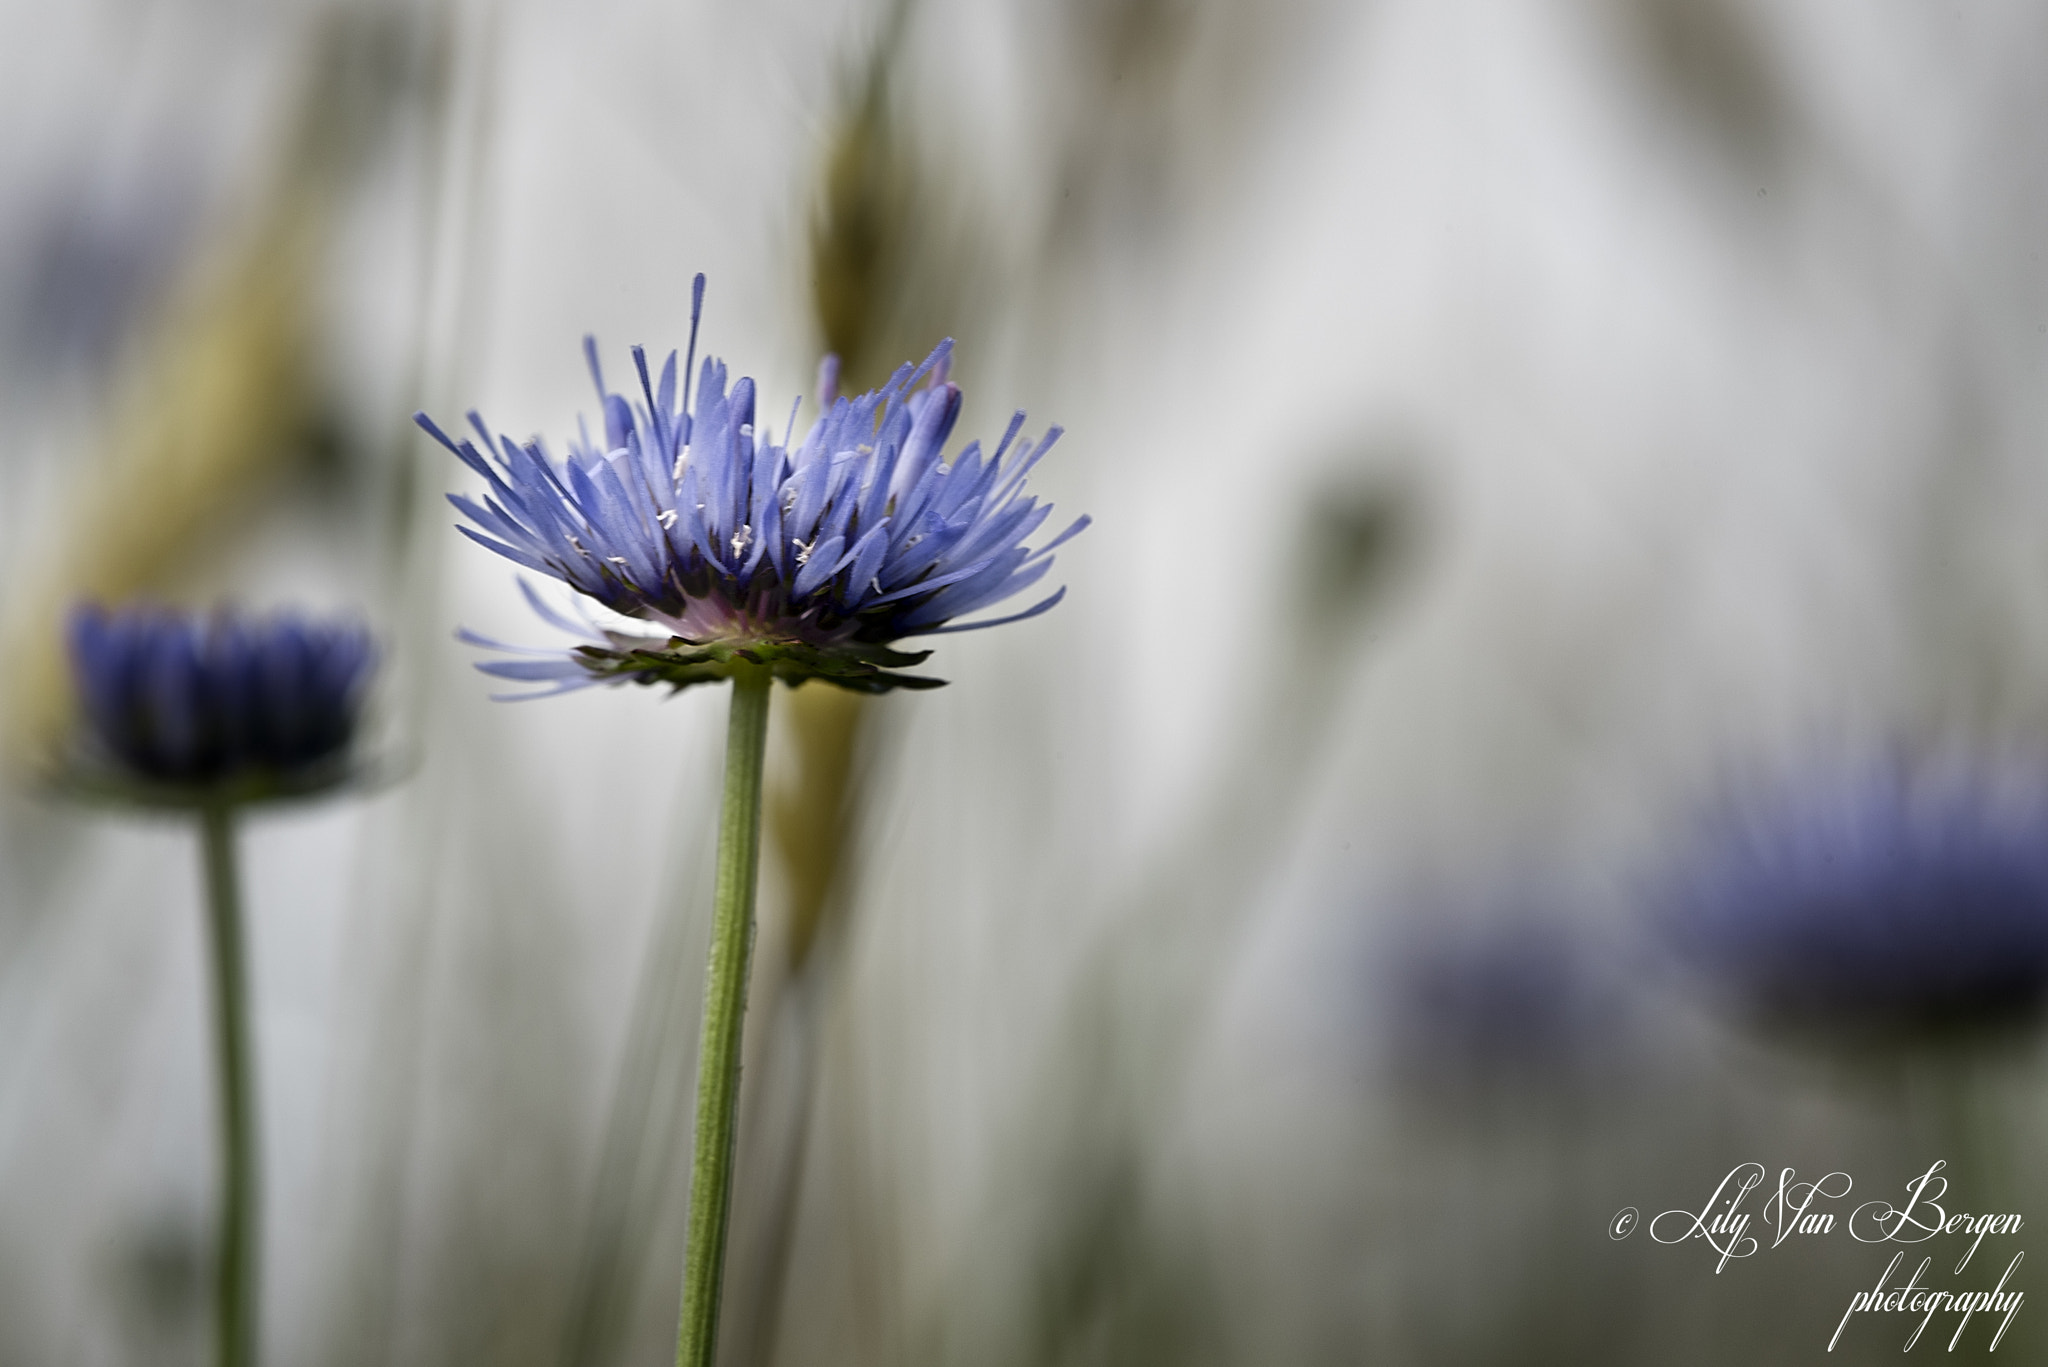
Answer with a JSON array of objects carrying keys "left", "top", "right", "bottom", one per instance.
[
  {"left": 199, "top": 802, "right": 258, "bottom": 1367},
  {"left": 677, "top": 668, "right": 772, "bottom": 1367}
]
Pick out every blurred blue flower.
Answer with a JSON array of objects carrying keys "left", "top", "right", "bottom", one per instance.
[
  {"left": 1665, "top": 757, "right": 2048, "bottom": 1041},
  {"left": 1386, "top": 918, "right": 1627, "bottom": 1091},
  {"left": 418, "top": 277, "right": 1087, "bottom": 697},
  {"left": 66, "top": 603, "right": 376, "bottom": 802}
]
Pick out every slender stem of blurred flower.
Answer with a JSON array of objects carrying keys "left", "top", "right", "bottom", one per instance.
[
  {"left": 676, "top": 669, "right": 772, "bottom": 1367},
  {"left": 200, "top": 803, "right": 259, "bottom": 1367},
  {"left": 1932, "top": 1056, "right": 1981, "bottom": 1196}
]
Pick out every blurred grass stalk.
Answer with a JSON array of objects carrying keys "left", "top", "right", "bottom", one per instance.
[
  {"left": 1010, "top": 483, "right": 1411, "bottom": 1367},
  {"left": 1, "top": 198, "right": 319, "bottom": 770},
  {"left": 0, "top": 3, "right": 443, "bottom": 776},
  {"left": 734, "top": 4, "right": 951, "bottom": 1357}
]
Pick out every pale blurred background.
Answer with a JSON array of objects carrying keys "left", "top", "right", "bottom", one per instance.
[{"left": 4, "top": 1, "right": 2048, "bottom": 1364}]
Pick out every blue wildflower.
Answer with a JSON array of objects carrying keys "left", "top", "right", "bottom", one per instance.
[
  {"left": 1388, "top": 919, "right": 1625, "bottom": 1086},
  {"left": 66, "top": 602, "right": 376, "bottom": 801},
  {"left": 1664, "top": 757, "right": 2048, "bottom": 1041},
  {"left": 418, "top": 276, "right": 1087, "bottom": 697}
]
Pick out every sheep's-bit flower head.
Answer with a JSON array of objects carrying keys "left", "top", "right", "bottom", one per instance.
[
  {"left": 1387, "top": 919, "right": 1628, "bottom": 1091},
  {"left": 1663, "top": 756, "right": 2048, "bottom": 1045},
  {"left": 64, "top": 603, "right": 376, "bottom": 806},
  {"left": 419, "top": 276, "right": 1087, "bottom": 698}
]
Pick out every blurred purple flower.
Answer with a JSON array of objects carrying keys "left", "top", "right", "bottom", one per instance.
[
  {"left": 419, "top": 276, "right": 1087, "bottom": 698},
  {"left": 5, "top": 165, "right": 195, "bottom": 376},
  {"left": 67, "top": 602, "right": 375, "bottom": 800},
  {"left": 1387, "top": 919, "right": 1626, "bottom": 1088},
  {"left": 1664, "top": 756, "right": 2048, "bottom": 1041}
]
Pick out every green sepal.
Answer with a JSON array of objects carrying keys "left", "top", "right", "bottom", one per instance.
[
  {"left": 577, "top": 635, "right": 950, "bottom": 694},
  {"left": 48, "top": 751, "right": 370, "bottom": 812}
]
